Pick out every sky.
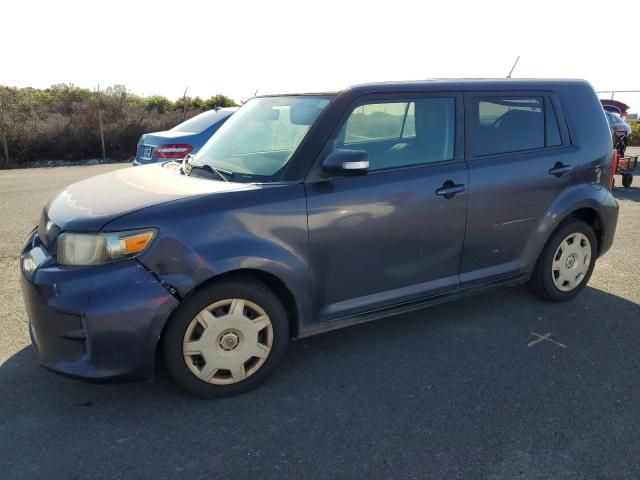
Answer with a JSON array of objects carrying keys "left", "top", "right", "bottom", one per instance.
[{"left": 2, "top": 0, "right": 640, "bottom": 112}]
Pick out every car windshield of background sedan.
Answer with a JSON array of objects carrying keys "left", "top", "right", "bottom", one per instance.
[{"left": 194, "top": 96, "right": 331, "bottom": 178}]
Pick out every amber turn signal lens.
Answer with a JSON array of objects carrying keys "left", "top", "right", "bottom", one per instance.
[{"left": 123, "top": 232, "right": 154, "bottom": 253}]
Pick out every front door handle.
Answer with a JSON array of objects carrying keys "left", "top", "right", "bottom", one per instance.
[
  {"left": 549, "top": 162, "right": 571, "bottom": 177},
  {"left": 435, "top": 180, "right": 465, "bottom": 199}
]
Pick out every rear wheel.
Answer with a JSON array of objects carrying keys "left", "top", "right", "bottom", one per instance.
[
  {"left": 622, "top": 173, "right": 633, "bottom": 188},
  {"left": 528, "top": 219, "right": 597, "bottom": 302},
  {"left": 162, "top": 275, "right": 289, "bottom": 398}
]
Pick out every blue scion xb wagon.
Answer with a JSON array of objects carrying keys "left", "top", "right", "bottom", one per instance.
[
  {"left": 133, "top": 107, "right": 237, "bottom": 166},
  {"left": 21, "top": 79, "right": 619, "bottom": 397}
]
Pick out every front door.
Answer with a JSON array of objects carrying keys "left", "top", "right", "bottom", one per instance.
[{"left": 305, "top": 93, "right": 468, "bottom": 321}]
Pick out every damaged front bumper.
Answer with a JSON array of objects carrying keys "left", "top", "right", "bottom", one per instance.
[{"left": 20, "top": 229, "right": 178, "bottom": 382}]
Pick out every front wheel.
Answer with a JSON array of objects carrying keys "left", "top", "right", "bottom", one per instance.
[
  {"left": 622, "top": 173, "right": 633, "bottom": 188},
  {"left": 528, "top": 219, "right": 597, "bottom": 302},
  {"left": 162, "top": 276, "right": 290, "bottom": 398}
]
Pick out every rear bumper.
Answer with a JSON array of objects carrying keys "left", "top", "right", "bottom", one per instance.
[
  {"left": 20, "top": 230, "right": 179, "bottom": 382},
  {"left": 133, "top": 157, "right": 158, "bottom": 166}
]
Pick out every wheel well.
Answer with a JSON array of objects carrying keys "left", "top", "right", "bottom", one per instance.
[
  {"left": 237, "top": 269, "right": 300, "bottom": 339},
  {"left": 154, "top": 268, "right": 300, "bottom": 375},
  {"left": 567, "top": 208, "right": 603, "bottom": 253},
  {"left": 186, "top": 269, "right": 299, "bottom": 339}
]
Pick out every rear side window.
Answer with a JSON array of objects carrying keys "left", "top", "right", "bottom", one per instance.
[
  {"left": 545, "top": 99, "right": 562, "bottom": 147},
  {"left": 334, "top": 98, "right": 455, "bottom": 171},
  {"left": 471, "top": 96, "right": 562, "bottom": 156}
]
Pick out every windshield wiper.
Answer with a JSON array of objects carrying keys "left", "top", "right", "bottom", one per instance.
[
  {"left": 182, "top": 154, "right": 233, "bottom": 182},
  {"left": 191, "top": 164, "right": 230, "bottom": 182}
]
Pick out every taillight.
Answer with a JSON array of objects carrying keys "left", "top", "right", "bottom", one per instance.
[
  {"left": 155, "top": 144, "right": 193, "bottom": 158},
  {"left": 610, "top": 148, "right": 618, "bottom": 191}
]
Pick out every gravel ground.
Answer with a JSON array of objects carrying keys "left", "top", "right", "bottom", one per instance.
[{"left": 1, "top": 153, "right": 639, "bottom": 479}]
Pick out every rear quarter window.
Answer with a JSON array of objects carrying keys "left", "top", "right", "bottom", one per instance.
[{"left": 471, "top": 95, "right": 564, "bottom": 157}]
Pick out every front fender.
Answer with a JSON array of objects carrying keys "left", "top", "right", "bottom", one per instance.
[
  {"left": 521, "top": 183, "right": 607, "bottom": 272},
  {"left": 105, "top": 184, "right": 313, "bottom": 335},
  {"left": 140, "top": 233, "right": 312, "bottom": 326}
]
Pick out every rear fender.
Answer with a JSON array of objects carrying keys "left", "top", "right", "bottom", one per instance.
[{"left": 521, "top": 183, "right": 606, "bottom": 272}]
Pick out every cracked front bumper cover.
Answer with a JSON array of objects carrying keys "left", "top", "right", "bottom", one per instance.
[{"left": 20, "top": 230, "right": 179, "bottom": 382}]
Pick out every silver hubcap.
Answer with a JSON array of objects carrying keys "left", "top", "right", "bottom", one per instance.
[
  {"left": 182, "top": 299, "right": 273, "bottom": 385},
  {"left": 551, "top": 232, "right": 591, "bottom": 292}
]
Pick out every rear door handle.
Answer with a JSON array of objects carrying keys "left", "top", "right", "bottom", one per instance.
[
  {"left": 548, "top": 162, "right": 571, "bottom": 177},
  {"left": 435, "top": 180, "right": 465, "bottom": 199}
]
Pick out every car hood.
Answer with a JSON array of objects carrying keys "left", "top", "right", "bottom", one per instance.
[{"left": 45, "top": 164, "right": 255, "bottom": 232}]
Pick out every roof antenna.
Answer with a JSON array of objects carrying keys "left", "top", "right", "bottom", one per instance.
[{"left": 507, "top": 56, "right": 520, "bottom": 78}]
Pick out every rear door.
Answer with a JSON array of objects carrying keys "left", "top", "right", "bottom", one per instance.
[
  {"left": 460, "top": 91, "right": 574, "bottom": 285},
  {"left": 305, "top": 93, "right": 468, "bottom": 321}
]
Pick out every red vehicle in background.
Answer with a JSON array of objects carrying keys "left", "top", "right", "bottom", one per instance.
[
  {"left": 605, "top": 110, "right": 632, "bottom": 155},
  {"left": 600, "top": 100, "right": 636, "bottom": 187},
  {"left": 601, "top": 99, "right": 630, "bottom": 117},
  {"left": 600, "top": 100, "right": 632, "bottom": 156}
]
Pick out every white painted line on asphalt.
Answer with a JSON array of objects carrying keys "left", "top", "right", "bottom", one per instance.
[{"left": 527, "top": 332, "right": 567, "bottom": 349}]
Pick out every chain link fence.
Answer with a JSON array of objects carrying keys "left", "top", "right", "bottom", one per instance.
[{"left": 0, "top": 85, "right": 237, "bottom": 168}]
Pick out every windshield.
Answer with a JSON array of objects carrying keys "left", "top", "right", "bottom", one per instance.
[
  {"left": 172, "top": 109, "right": 233, "bottom": 134},
  {"left": 194, "top": 96, "right": 331, "bottom": 178}
]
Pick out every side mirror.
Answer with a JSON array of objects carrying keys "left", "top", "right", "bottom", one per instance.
[{"left": 322, "top": 149, "right": 370, "bottom": 175}]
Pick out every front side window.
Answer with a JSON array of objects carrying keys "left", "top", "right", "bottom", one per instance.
[
  {"left": 472, "top": 96, "right": 563, "bottom": 156},
  {"left": 195, "top": 96, "right": 331, "bottom": 178},
  {"left": 343, "top": 102, "right": 407, "bottom": 143},
  {"left": 332, "top": 98, "right": 455, "bottom": 171}
]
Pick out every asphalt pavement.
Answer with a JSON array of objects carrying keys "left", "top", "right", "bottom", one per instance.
[{"left": 1, "top": 154, "right": 639, "bottom": 479}]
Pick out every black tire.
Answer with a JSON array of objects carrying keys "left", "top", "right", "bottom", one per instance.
[
  {"left": 162, "top": 275, "right": 289, "bottom": 398},
  {"left": 622, "top": 173, "right": 633, "bottom": 188},
  {"left": 528, "top": 219, "right": 598, "bottom": 302}
]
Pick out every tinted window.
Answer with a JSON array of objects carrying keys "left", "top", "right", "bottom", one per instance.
[
  {"left": 473, "top": 97, "right": 544, "bottom": 156},
  {"left": 344, "top": 102, "right": 406, "bottom": 143},
  {"left": 545, "top": 99, "right": 562, "bottom": 147},
  {"left": 334, "top": 98, "right": 455, "bottom": 171},
  {"left": 402, "top": 102, "right": 416, "bottom": 138}
]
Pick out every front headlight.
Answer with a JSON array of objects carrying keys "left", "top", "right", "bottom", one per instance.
[{"left": 57, "top": 229, "right": 157, "bottom": 266}]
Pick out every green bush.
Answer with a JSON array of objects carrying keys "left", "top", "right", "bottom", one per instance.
[
  {"left": 144, "top": 95, "right": 172, "bottom": 113},
  {"left": 629, "top": 120, "right": 640, "bottom": 146},
  {"left": 0, "top": 85, "right": 238, "bottom": 167},
  {"left": 204, "top": 94, "right": 237, "bottom": 109}
]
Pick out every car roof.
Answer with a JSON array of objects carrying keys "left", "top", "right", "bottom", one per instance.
[
  {"left": 348, "top": 78, "right": 589, "bottom": 92},
  {"left": 258, "top": 78, "right": 591, "bottom": 97}
]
